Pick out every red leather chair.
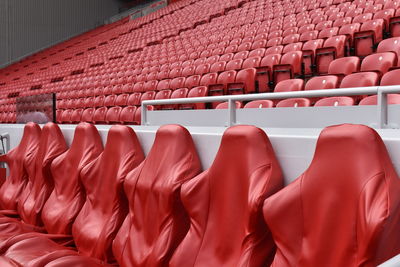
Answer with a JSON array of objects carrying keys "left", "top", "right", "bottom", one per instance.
[
  {"left": 112, "top": 125, "right": 202, "bottom": 266},
  {"left": 0, "top": 123, "right": 41, "bottom": 211},
  {"left": 170, "top": 125, "right": 283, "bottom": 267},
  {"left": 263, "top": 124, "right": 400, "bottom": 266},
  {"left": 2, "top": 125, "right": 145, "bottom": 266}
]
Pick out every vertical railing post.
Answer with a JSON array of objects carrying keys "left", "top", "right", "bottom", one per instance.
[
  {"left": 228, "top": 99, "right": 237, "bottom": 127},
  {"left": 377, "top": 88, "right": 388, "bottom": 129},
  {"left": 141, "top": 103, "right": 148, "bottom": 126}
]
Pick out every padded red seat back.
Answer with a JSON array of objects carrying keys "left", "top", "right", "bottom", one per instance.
[
  {"left": 18, "top": 123, "right": 67, "bottom": 226},
  {"left": 112, "top": 125, "right": 202, "bottom": 266},
  {"left": 71, "top": 126, "right": 144, "bottom": 262},
  {"left": 263, "top": 124, "right": 400, "bottom": 266},
  {"left": 0, "top": 123, "right": 41, "bottom": 210},
  {"left": 105, "top": 107, "right": 122, "bottom": 123},
  {"left": 41, "top": 123, "right": 103, "bottom": 235},
  {"left": 81, "top": 108, "right": 94, "bottom": 123},
  {"left": 170, "top": 125, "right": 283, "bottom": 267}
]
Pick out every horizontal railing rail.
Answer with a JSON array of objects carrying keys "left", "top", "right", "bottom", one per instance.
[{"left": 141, "top": 85, "right": 400, "bottom": 128}]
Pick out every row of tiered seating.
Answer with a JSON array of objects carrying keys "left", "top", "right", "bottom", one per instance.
[
  {"left": 2, "top": 0, "right": 400, "bottom": 124},
  {"left": 0, "top": 122, "right": 398, "bottom": 266}
]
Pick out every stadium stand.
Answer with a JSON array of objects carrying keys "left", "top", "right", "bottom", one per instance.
[
  {"left": 2, "top": 0, "right": 400, "bottom": 124},
  {"left": 2, "top": 0, "right": 400, "bottom": 265}
]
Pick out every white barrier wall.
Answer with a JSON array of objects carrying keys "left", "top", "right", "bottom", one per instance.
[{"left": 2, "top": 124, "right": 400, "bottom": 185}]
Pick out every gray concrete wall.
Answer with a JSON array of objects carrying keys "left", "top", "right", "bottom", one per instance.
[{"left": 0, "top": 0, "right": 120, "bottom": 67}]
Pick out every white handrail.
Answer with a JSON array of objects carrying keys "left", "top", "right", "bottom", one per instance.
[{"left": 141, "top": 85, "right": 400, "bottom": 128}]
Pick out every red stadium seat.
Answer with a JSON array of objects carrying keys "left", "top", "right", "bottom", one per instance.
[
  {"left": 184, "top": 75, "right": 201, "bottom": 89},
  {"left": 360, "top": 52, "right": 396, "bottom": 74},
  {"left": 115, "top": 94, "right": 128, "bottom": 107},
  {"left": 215, "top": 101, "right": 242, "bottom": 109},
  {"left": 328, "top": 56, "right": 360, "bottom": 78},
  {"left": 177, "top": 86, "right": 208, "bottom": 110},
  {"left": 154, "top": 90, "right": 172, "bottom": 110},
  {"left": 359, "top": 94, "right": 400, "bottom": 105},
  {"left": 354, "top": 19, "right": 385, "bottom": 57},
  {"left": 274, "top": 79, "right": 304, "bottom": 93},
  {"left": 272, "top": 51, "right": 303, "bottom": 84},
  {"left": 210, "top": 61, "right": 226, "bottom": 73},
  {"left": 263, "top": 124, "right": 400, "bottom": 266},
  {"left": 276, "top": 98, "right": 311, "bottom": 107},
  {"left": 127, "top": 93, "right": 141, "bottom": 106},
  {"left": 225, "top": 59, "right": 243, "bottom": 71},
  {"left": 119, "top": 106, "right": 137, "bottom": 124},
  {"left": 93, "top": 107, "right": 107, "bottom": 124},
  {"left": 305, "top": 76, "right": 339, "bottom": 91},
  {"left": 377, "top": 37, "right": 400, "bottom": 64},
  {"left": 105, "top": 106, "right": 122, "bottom": 124},
  {"left": 169, "top": 125, "right": 283, "bottom": 267},
  {"left": 302, "top": 39, "right": 325, "bottom": 76},
  {"left": 314, "top": 96, "right": 355, "bottom": 106},
  {"left": 242, "top": 57, "right": 261, "bottom": 68},
  {"left": 381, "top": 69, "right": 400, "bottom": 85},
  {"left": 227, "top": 68, "right": 257, "bottom": 95},
  {"left": 316, "top": 35, "right": 347, "bottom": 74},
  {"left": 81, "top": 108, "right": 95, "bottom": 123},
  {"left": 244, "top": 100, "right": 274, "bottom": 108}
]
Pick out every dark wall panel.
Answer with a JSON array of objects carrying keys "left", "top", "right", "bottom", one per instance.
[{"left": 1, "top": 0, "right": 120, "bottom": 67}]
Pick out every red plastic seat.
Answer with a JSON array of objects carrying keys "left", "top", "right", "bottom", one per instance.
[
  {"left": 273, "top": 51, "right": 303, "bottom": 84},
  {"left": 209, "top": 61, "right": 226, "bottom": 73},
  {"left": 353, "top": 13, "right": 373, "bottom": 24},
  {"left": 0, "top": 123, "right": 41, "bottom": 211},
  {"left": 127, "top": 93, "right": 141, "bottom": 106},
  {"left": 154, "top": 90, "right": 172, "bottom": 110},
  {"left": 276, "top": 98, "right": 311, "bottom": 107},
  {"left": 215, "top": 101, "right": 242, "bottom": 109},
  {"left": 180, "top": 86, "right": 209, "bottom": 110},
  {"left": 70, "top": 109, "right": 83, "bottom": 123},
  {"left": 265, "top": 45, "right": 283, "bottom": 55},
  {"left": 119, "top": 106, "right": 137, "bottom": 124},
  {"left": 244, "top": 100, "right": 274, "bottom": 108},
  {"left": 377, "top": 37, "right": 400, "bottom": 65},
  {"left": 256, "top": 54, "right": 282, "bottom": 93},
  {"left": 381, "top": 69, "right": 400, "bottom": 85},
  {"left": 282, "top": 34, "right": 300, "bottom": 45},
  {"left": 195, "top": 64, "right": 210, "bottom": 75},
  {"left": 354, "top": 19, "right": 385, "bottom": 57},
  {"left": 305, "top": 76, "right": 339, "bottom": 91},
  {"left": 93, "top": 107, "right": 107, "bottom": 124},
  {"left": 328, "top": 56, "right": 360, "bottom": 78},
  {"left": 209, "top": 70, "right": 236, "bottom": 97},
  {"left": 340, "top": 72, "right": 380, "bottom": 89},
  {"left": 319, "top": 27, "right": 339, "bottom": 39},
  {"left": 227, "top": 68, "right": 257, "bottom": 95},
  {"left": 359, "top": 94, "right": 400, "bottom": 105},
  {"left": 242, "top": 57, "right": 261, "bottom": 69},
  {"left": 225, "top": 59, "right": 243, "bottom": 71},
  {"left": 184, "top": 75, "right": 201, "bottom": 89},
  {"left": 360, "top": 52, "right": 397, "bottom": 74},
  {"left": 302, "top": 39, "right": 325, "bottom": 76},
  {"left": 81, "top": 108, "right": 94, "bottom": 123},
  {"left": 105, "top": 106, "right": 122, "bottom": 123},
  {"left": 316, "top": 35, "right": 347, "bottom": 74},
  {"left": 274, "top": 79, "right": 304, "bottom": 93},
  {"left": 143, "top": 80, "right": 158, "bottom": 92},
  {"left": 170, "top": 125, "right": 283, "bottom": 267},
  {"left": 112, "top": 125, "right": 202, "bottom": 266},
  {"left": 249, "top": 48, "right": 266, "bottom": 58},
  {"left": 103, "top": 95, "right": 116, "bottom": 107},
  {"left": 314, "top": 96, "right": 355, "bottom": 106},
  {"left": 182, "top": 66, "right": 196, "bottom": 77},
  {"left": 166, "top": 88, "right": 189, "bottom": 110},
  {"left": 263, "top": 124, "right": 400, "bottom": 266},
  {"left": 266, "top": 37, "right": 283, "bottom": 47}
]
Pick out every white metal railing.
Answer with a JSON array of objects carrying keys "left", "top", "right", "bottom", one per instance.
[{"left": 141, "top": 86, "right": 400, "bottom": 128}]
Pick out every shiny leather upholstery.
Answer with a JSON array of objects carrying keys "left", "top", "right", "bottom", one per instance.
[
  {"left": 112, "top": 124, "right": 202, "bottom": 267},
  {"left": 170, "top": 125, "right": 283, "bottom": 267},
  {"left": 263, "top": 124, "right": 400, "bottom": 266}
]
